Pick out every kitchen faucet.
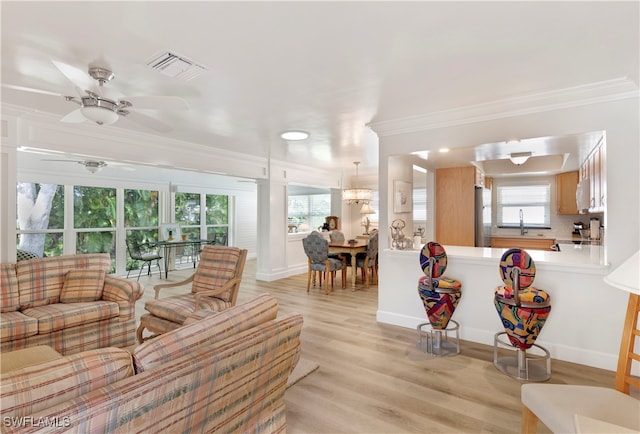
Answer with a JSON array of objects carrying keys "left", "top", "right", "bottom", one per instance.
[{"left": 519, "top": 209, "right": 528, "bottom": 236}]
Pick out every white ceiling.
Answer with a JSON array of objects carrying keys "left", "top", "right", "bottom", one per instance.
[{"left": 2, "top": 1, "right": 638, "bottom": 176}]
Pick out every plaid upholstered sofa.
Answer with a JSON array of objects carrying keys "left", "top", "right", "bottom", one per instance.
[
  {"left": 1, "top": 294, "right": 303, "bottom": 433},
  {"left": 1, "top": 253, "right": 143, "bottom": 355}
]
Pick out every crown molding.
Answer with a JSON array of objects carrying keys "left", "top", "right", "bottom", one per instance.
[{"left": 368, "top": 77, "right": 640, "bottom": 137}]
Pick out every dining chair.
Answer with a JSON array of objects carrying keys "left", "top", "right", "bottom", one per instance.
[
  {"left": 136, "top": 245, "right": 247, "bottom": 342},
  {"left": 521, "top": 250, "right": 640, "bottom": 433},
  {"left": 302, "top": 232, "right": 347, "bottom": 294},
  {"left": 355, "top": 231, "right": 378, "bottom": 287},
  {"left": 329, "top": 230, "right": 351, "bottom": 263},
  {"left": 126, "top": 239, "right": 162, "bottom": 281}
]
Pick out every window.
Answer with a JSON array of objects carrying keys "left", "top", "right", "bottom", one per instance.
[
  {"left": 412, "top": 187, "right": 427, "bottom": 226},
  {"left": 288, "top": 194, "right": 331, "bottom": 232},
  {"left": 16, "top": 183, "right": 64, "bottom": 257},
  {"left": 175, "top": 192, "right": 230, "bottom": 244},
  {"left": 74, "top": 186, "right": 117, "bottom": 270},
  {"left": 205, "top": 194, "right": 229, "bottom": 244},
  {"left": 125, "top": 189, "right": 160, "bottom": 271},
  {"left": 496, "top": 184, "right": 551, "bottom": 228},
  {"left": 175, "top": 192, "right": 201, "bottom": 240}
]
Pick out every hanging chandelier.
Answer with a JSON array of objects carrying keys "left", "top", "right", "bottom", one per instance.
[{"left": 342, "top": 162, "right": 371, "bottom": 205}]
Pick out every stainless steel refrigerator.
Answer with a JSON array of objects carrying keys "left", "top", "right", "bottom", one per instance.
[{"left": 474, "top": 186, "right": 492, "bottom": 247}]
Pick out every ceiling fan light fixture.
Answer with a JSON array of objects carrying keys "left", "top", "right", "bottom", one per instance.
[
  {"left": 80, "top": 97, "right": 119, "bottom": 125},
  {"left": 509, "top": 152, "right": 532, "bottom": 166},
  {"left": 280, "top": 130, "right": 309, "bottom": 141},
  {"left": 81, "top": 160, "right": 107, "bottom": 174}
]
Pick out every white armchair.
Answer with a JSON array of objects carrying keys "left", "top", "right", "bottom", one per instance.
[{"left": 521, "top": 251, "right": 640, "bottom": 433}]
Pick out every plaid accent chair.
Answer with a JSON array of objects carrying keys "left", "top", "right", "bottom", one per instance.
[
  {"left": 302, "top": 232, "right": 346, "bottom": 294},
  {"left": 137, "top": 245, "right": 247, "bottom": 342}
]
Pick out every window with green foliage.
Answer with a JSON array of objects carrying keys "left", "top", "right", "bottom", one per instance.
[
  {"left": 74, "top": 186, "right": 117, "bottom": 270},
  {"left": 16, "top": 183, "right": 64, "bottom": 257},
  {"left": 125, "top": 189, "right": 160, "bottom": 272},
  {"left": 175, "top": 192, "right": 229, "bottom": 244},
  {"left": 15, "top": 182, "right": 232, "bottom": 274},
  {"left": 206, "top": 194, "right": 229, "bottom": 244},
  {"left": 175, "top": 192, "right": 201, "bottom": 241}
]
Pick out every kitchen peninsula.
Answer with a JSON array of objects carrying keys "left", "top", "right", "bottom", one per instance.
[{"left": 377, "top": 244, "right": 624, "bottom": 372}]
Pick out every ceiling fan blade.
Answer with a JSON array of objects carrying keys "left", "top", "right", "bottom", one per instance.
[
  {"left": 119, "top": 111, "right": 172, "bottom": 133},
  {"left": 52, "top": 60, "right": 95, "bottom": 97},
  {"left": 60, "top": 108, "right": 87, "bottom": 123},
  {"left": 121, "top": 96, "right": 189, "bottom": 110},
  {"left": 2, "top": 83, "right": 65, "bottom": 97},
  {"left": 41, "top": 159, "right": 80, "bottom": 163}
]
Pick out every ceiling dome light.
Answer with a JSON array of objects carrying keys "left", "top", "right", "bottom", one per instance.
[
  {"left": 509, "top": 152, "right": 532, "bottom": 166},
  {"left": 280, "top": 130, "right": 310, "bottom": 141}
]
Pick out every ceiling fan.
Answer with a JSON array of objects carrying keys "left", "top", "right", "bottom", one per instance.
[
  {"left": 39, "top": 158, "right": 137, "bottom": 174},
  {"left": 41, "top": 158, "right": 107, "bottom": 174},
  {"left": 5, "top": 60, "right": 189, "bottom": 132}
]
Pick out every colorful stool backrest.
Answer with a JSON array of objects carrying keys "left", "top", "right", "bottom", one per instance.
[
  {"left": 419, "top": 242, "right": 448, "bottom": 289},
  {"left": 498, "top": 248, "right": 536, "bottom": 306}
]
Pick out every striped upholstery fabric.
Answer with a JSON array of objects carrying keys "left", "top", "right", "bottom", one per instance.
[
  {"left": 1, "top": 263, "right": 20, "bottom": 313},
  {"left": 144, "top": 292, "right": 230, "bottom": 324},
  {"left": 102, "top": 275, "right": 142, "bottom": 321},
  {"left": 1, "top": 254, "right": 143, "bottom": 355},
  {"left": 134, "top": 293, "right": 279, "bottom": 372},
  {"left": 59, "top": 269, "right": 106, "bottom": 303},
  {"left": 0, "top": 311, "right": 37, "bottom": 343},
  {"left": 21, "top": 301, "right": 119, "bottom": 334},
  {"left": 0, "top": 316, "right": 138, "bottom": 356},
  {"left": 3, "top": 313, "right": 304, "bottom": 434},
  {"left": 16, "top": 254, "right": 111, "bottom": 309},
  {"left": 191, "top": 245, "right": 243, "bottom": 298},
  {"left": 1, "top": 347, "right": 133, "bottom": 419}
]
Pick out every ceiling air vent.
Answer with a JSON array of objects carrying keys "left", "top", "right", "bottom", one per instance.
[{"left": 146, "top": 52, "right": 207, "bottom": 81}]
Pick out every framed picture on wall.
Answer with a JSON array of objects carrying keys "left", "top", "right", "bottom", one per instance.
[
  {"left": 393, "top": 180, "right": 412, "bottom": 213},
  {"left": 160, "top": 223, "right": 181, "bottom": 242}
]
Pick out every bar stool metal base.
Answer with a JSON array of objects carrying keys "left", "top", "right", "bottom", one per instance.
[
  {"left": 493, "top": 331, "right": 551, "bottom": 381},
  {"left": 416, "top": 320, "right": 460, "bottom": 357}
]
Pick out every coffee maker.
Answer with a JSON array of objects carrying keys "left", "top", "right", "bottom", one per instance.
[{"left": 573, "top": 221, "right": 586, "bottom": 236}]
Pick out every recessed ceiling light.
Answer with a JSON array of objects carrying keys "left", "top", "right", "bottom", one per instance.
[
  {"left": 280, "top": 130, "right": 310, "bottom": 141},
  {"left": 439, "top": 148, "right": 449, "bottom": 153}
]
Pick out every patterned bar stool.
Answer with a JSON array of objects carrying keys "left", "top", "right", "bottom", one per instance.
[
  {"left": 416, "top": 242, "right": 462, "bottom": 356},
  {"left": 493, "top": 248, "right": 552, "bottom": 381}
]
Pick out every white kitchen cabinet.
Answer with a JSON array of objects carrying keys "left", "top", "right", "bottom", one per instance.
[{"left": 579, "top": 138, "right": 606, "bottom": 213}]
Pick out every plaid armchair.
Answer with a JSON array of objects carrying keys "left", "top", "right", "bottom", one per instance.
[{"left": 136, "top": 245, "right": 247, "bottom": 342}]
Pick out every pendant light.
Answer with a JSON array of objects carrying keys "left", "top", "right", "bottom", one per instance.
[{"left": 342, "top": 162, "right": 371, "bottom": 205}]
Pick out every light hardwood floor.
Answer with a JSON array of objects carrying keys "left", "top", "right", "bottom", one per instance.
[{"left": 132, "top": 259, "right": 615, "bottom": 434}]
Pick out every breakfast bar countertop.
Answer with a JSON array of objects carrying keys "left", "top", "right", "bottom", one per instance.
[{"left": 395, "top": 243, "right": 608, "bottom": 273}]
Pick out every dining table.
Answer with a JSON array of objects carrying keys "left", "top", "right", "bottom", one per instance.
[
  {"left": 149, "top": 239, "right": 213, "bottom": 278},
  {"left": 328, "top": 238, "right": 368, "bottom": 289}
]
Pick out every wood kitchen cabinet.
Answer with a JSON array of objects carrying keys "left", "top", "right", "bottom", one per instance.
[
  {"left": 491, "top": 237, "right": 556, "bottom": 251},
  {"left": 556, "top": 171, "right": 579, "bottom": 215},
  {"left": 435, "top": 166, "right": 479, "bottom": 246}
]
